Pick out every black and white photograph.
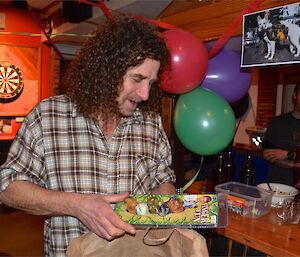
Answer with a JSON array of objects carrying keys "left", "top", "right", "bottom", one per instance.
[{"left": 241, "top": 2, "right": 300, "bottom": 67}]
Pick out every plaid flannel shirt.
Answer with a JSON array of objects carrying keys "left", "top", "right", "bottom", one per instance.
[{"left": 0, "top": 95, "right": 176, "bottom": 257}]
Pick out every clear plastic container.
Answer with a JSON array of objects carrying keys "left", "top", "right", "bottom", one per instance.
[{"left": 215, "top": 181, "right": 273, "bottom": 218}]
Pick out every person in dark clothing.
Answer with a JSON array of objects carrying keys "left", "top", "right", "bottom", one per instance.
[{"left": 262, "top": 83, "right": 300, "bottom": 186}]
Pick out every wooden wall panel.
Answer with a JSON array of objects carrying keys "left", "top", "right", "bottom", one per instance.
[{"left": 256, "top": 67, "right": 278, "bottom": 128}]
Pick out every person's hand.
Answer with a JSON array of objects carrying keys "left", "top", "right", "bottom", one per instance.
[
  {"left": 74, "top": 193, "right": 135, "bottom": 240},
  {"left": 263, "top": 149, "right": 294, "bottom": 168},
  {"left": 151, "top": 182, "right": 176, "bottom": 194},
  {"left": 263, "top": 149, "right": 289, "bottom": 161}
]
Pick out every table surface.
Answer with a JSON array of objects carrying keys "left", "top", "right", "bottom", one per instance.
[{"left": 215, "top": 209, "right": 300, "bottom": 257}]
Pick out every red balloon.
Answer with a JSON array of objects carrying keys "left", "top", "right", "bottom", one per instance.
[{"left": 161, "top": 29, "right": 208, "bottom": 94}]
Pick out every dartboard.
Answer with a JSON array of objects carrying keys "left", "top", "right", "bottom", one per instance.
[{"left": 0, "top": 63, "right": 24, "bottom": 102}]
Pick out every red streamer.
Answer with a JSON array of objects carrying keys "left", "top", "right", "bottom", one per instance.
[
  {"left": 135, "top": 17, "right": 177, "bottom": 30},
  {"left": 28, "top": 8, "right": 63, "bottom": 59},
  {"left": 29, "top": 0, "right": 269, "bottom": 61},
  {"left": 98, "top": 1, "right": 113, "bottom": 20},
  {"left": 85, "top": 0, "right": 267, "bottom": 57},
  {"left": 208, "top": 0, "right": 267, "bottom": 58}
]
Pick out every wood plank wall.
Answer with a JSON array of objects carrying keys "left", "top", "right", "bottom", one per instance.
[{"left": 256, "top": 68, "right": 278, "bottom": 128}]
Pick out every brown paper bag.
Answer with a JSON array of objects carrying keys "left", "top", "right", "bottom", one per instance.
[{"left": 67, "top": 228, "right": 209, "bottom": 257}]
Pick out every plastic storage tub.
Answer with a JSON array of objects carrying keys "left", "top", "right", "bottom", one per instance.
[{"left": 215, "top": 181, "right": 273, "bottom": 218}]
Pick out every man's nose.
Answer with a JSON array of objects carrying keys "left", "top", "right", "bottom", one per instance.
[{"left": 136, "top": 83, "right": 150, "bottom": 101}]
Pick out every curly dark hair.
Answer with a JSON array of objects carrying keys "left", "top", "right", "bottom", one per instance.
[{"left": 63, "top": 15, "right": 171, "bottom": 121}]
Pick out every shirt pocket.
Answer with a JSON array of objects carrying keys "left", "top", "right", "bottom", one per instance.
[{"left": 133, "top": 155, "right": 158, "bottom": 194}]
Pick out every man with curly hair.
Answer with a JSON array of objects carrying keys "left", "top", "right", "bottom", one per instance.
[{"left": 0, "top": 16, "right": 176, "bottom": 257}]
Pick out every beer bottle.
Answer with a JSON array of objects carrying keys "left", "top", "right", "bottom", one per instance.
[
  {"left": 214, "top": 153, "right": 226, "bottom": 185},
  {"left": 224, "top": 145, "right": 236, "bottom": 182},
  {"left": 240, "top": 151, "right": 255, "bottom": 185}
]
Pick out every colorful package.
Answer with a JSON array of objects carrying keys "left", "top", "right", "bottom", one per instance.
[{"left": 114, "top": 194, "right": 227, "bottom": 228}]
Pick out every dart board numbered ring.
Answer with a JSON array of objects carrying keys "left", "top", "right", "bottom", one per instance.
[{"left": 0, "top": 63, "right": 24, "bottom": 103}]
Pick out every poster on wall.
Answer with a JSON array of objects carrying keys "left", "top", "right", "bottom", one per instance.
[
  {"left": 241, "top": 2, "right": 300, "bottom": 67},
  {"left": 0, "top": 44, "right": 40, "bottom": 116}
]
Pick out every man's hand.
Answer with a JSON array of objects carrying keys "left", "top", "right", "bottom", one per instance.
[
  {"left": 74, "top": 193, "right": 135, "bottom": 240},
  {"left": 263, "top": 149, "right": 294, "bottom": 168},
  {"left": 150, "top": 182, "right": 176, "bottom": 194},
  {"left": 263, "top": 149, "right": 289, "bottom": 161}
]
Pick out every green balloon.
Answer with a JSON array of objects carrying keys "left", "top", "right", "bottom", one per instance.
[{"left": 174, "top": 87, "right": 236, "bottom": 155}]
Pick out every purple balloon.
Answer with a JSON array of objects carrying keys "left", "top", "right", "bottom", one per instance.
[{"left": 201, "top": 50, "right": 252, "bottom": 103}]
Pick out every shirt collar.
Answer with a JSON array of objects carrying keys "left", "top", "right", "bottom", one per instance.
[
  {"left": 120, "top": 109, "right": 144, "bottom": 126},
  {"left": 71, "top": 103, "right": 77, "bottom": 117}
]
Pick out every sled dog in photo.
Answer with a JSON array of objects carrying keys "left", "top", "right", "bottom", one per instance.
[{"left": 257, "top": 14, "right": 276, "bottom": 60}]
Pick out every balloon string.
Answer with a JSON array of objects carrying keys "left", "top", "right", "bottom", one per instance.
[
  {"left": 208, "top": 0, "right": 267, "bottom": 58},
  {"left": 182, "top": 156, "right": 203, "bottom": 193}
]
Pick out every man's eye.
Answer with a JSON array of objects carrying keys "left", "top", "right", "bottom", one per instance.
[
  {"left": 133, "top": 78, "right": 142, "bottom": 83},
  {"left": 130, "top": 76, "right": 141, "bottom": 83}
]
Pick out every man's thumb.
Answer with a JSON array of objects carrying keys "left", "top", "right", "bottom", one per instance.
[{"left": 104, "top": 192, "right": 130, "bottom": 203}]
